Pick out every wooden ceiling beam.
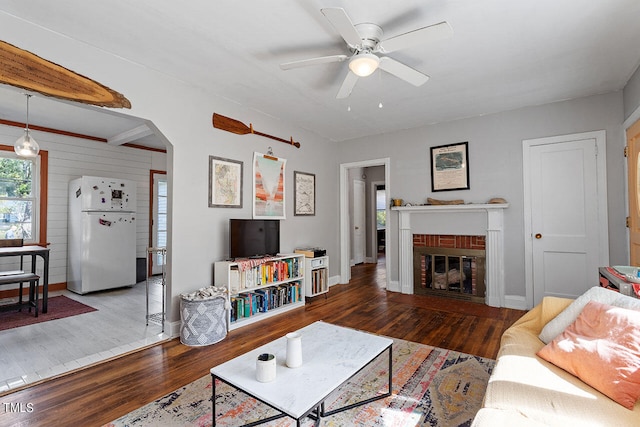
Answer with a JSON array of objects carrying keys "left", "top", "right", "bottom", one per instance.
[
  {"left": 0, "top": 118, "right": 107, "bottom": 142},
  {"left": 0, "top": 118, "right": 167, "bottom": 153}
]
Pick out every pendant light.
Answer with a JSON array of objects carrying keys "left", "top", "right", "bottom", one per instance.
[{"left": 14, "top": 94, "right": 40, "bottom": 158}]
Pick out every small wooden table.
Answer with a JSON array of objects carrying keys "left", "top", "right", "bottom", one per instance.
[
  {"left": 0, "top": 245, "right": 50, "bottom": 313},
  {"left": 210, "top": 321, "right": 393, "bottom": 426}
]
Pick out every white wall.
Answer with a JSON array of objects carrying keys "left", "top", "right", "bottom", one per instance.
[
  {"left": 0, "top": 123, "right": 166, "bottom": 286},
  {"left": 338, "top": 92, "right": 627, "bottom": 304},
  {"left": 624, "top": 64, "right": 640, "bottom": 120},
  {"left": 0, "top": 13, "right": 341, "bottom": 322}
]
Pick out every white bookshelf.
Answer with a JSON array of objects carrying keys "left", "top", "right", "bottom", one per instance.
[
  {"left": 304, "top": 255, "right": 329, "bottom": 298},
  {"left": 214, "top": 253, "right": 305, "bottom": 330}
]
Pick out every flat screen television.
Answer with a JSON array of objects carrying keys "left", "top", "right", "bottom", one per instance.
[{"left": 229, "top": 219, "right": 280, "bottom": 259}]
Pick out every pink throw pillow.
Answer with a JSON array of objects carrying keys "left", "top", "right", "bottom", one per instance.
[{"left": 537, "top": 300, "right": 640, "bottom": 409}]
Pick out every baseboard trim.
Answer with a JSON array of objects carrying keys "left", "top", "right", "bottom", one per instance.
[
  {"left": 387, "top": 280, "right": 401, "bottom": 293},
  {"left": 169, "top": 321, "right": 181, "bottom": 339},
  {"left": 504, "top": 294, "right": 528, "bottom": 310},
  {"left": 328, "top": 275, "right": 340, "bottom": 287},
  {"left": 0, "top": 281, "right": 67, "bottom": 299}
]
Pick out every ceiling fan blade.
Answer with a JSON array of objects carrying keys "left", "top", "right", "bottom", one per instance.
[
  {"left": 378, "top": 57, "right": 429, "bottom": 86},
  {"left": 321, "top": 8, "right": 363, "bottom": 48},
  {"left": 280, "top": 54, "right": 348, "bottom": 70},
  {"left": 336, "top": 71, "right": 359, "bottom": 99},
  {"left": 379, "top": 21, "right": 452, "bottom": 53}
]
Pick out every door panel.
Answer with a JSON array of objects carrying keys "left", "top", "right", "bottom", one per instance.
[
  {"left": 627, "top": 119, "right": 640, "bottom": 266},
  {"left": 529, "top": 138, "right": 599, "bottom": 305}
]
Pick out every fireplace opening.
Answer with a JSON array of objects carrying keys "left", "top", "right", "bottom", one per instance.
[{"left": 413, "top": 235, "right": 486, "bottom": 303}]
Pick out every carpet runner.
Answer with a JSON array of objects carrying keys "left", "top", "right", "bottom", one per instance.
[
  {"left": 105, "top": 337, "right": 493, "bottom": 426},
  {"left": 0, "top": 295, "right": 97, "bottom": 331}
]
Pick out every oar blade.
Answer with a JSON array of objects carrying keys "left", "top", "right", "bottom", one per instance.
[{"left": 212, "top": 113, "right": 251, "bottom": 135}]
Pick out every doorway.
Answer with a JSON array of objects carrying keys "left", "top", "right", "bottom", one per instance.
[
  {"left": 352, "top": 179, "right": 365, "bottom": 265},
  {"left": 0, "top": 103, "right": 173, "bottom": 390},
  {"left": 523, "top": 130, "right": 609, "bottom": 307},
  {"left": 372, "top": 182, "right": 386, "bottom": 258},
  {"left": 339, "top": 158, "right": 390, "bottom": 286}
]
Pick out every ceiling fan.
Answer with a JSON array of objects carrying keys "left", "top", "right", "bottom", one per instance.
[{"left": 280, "top": 7, "right": 453, "bottom": 99}]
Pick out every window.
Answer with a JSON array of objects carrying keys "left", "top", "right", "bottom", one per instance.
[
  {"left": 154, "top": 176, "right": 167, "bottom": 272},
  {"left": 150, "top": 170, "right": 167, "bottom": 275},
  {"left": 0, "top": 146, "right": 47, "bottom": 244},
  {"left": 376, "top": 186, "right": 386, "bottom": 229}
]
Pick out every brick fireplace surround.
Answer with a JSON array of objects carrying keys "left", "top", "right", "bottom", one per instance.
[
  {"left": 394, "top": 203, "right": 508, "bottom": 307},
  {"left": 413, "top": 234, "right": 486, "bottom": 251}
]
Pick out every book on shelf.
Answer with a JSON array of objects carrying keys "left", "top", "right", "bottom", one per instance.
[
  {"left": 230, "top": 281, "right": 302, "bottom": 323},
  {"left": 310, "top": 268, "right": 327, "bottom": 294},
  {"left": 233, "top": 258, "right": 300, "bottom": 290},
  {"left": 229, "top": 269, "right": 240, "bottom": 292}
]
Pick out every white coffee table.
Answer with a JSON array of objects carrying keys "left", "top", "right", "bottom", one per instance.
[{"left": 210, "top": 321, "right": 393, "bottom": 426}]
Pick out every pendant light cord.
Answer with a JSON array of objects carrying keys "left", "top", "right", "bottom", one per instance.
[{"left": 25, "top": 94, "right": 31, "bottom": 132}]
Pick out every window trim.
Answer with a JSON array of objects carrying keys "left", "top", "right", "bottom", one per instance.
[{"left": 0, "top": 145, "right": 48, "bottom": 246}]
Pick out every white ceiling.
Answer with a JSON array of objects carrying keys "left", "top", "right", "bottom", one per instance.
[{"left": 1, "top": 0, "right": 639, "bottom": 148}]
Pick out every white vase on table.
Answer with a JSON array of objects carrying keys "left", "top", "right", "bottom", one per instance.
[{"left": 285, "top": 332, "right": 302, "bottom": 368}]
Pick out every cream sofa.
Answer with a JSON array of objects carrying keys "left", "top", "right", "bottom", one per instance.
[{"left": 472, "top": 295, "right": 640, "bottom": 426}]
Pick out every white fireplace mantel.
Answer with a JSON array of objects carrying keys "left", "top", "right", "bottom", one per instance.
[{"left": 393, "top": 203, "right": 508, "bottom": 307}]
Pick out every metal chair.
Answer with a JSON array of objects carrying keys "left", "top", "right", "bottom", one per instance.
[{"left": 0, "top": 238, "right": 40, "bottom": 317}]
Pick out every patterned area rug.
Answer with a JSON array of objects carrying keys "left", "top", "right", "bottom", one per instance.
[
  {"left": 105, "top": 337, "right": 493, "bottom": 427},
  {"left": 0, "top": 295, "right": 97, "bottom": 331}
]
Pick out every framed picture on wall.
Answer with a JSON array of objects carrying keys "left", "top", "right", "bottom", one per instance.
[
  {"left": 208, "top": 155, "right": 243, "bottom": 208},
  {"left": 430, "top": 141, "right": 470, "bottom": 192},
  {"left": 294, "top": 171, "right": 315, "bottom": 216},
  {"left": 253, "top": 152, "right": 286, "bottom": 219}
]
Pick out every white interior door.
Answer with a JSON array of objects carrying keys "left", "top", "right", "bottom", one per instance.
[
  {"left": 352, "top": 179, "right": 365, "bottom": 265},
  {"left": 524, "top": 131, "right": 608, "bottom": 306},
  {"left": 151, "top": 173, "right": 167, "bottom": 275}
]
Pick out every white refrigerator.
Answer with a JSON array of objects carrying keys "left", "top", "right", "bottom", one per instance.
[{"left": 67, "top": 176, "right": 137, "bottom": 294}]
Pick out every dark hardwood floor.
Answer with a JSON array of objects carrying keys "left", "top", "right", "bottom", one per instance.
[{"left": 0, "top": 258, "right": 526, "bottom": 426}]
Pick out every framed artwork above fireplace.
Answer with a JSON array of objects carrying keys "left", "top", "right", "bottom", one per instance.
[{"left": 430, "top": 141, "right": 470, "bottom": 192}]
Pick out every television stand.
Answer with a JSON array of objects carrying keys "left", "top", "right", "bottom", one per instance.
[{"left": 214, "top": 253, "right": 306, "bottom": 330}]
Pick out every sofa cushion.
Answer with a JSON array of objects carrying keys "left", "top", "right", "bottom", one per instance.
[
  {"left": 537, "top": 300, "right": 640, "bottom": 410},
  {"left": 472, "top": 408, "right": 549, "bottom": 426},
  {"left": 538, "top": 287, "right": 625, "bottom": 344}
]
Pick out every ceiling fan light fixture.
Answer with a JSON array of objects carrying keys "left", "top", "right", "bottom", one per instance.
[
  {"left": 14, "top": 94, "right": 40, "bottom": 158},
  {"left": 349, "top": 52, "right": 379, "bottom": 77}
]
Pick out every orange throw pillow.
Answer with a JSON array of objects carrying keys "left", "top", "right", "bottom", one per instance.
[{"left": 537, "top": 300, "right": 640, "bottom": 409}]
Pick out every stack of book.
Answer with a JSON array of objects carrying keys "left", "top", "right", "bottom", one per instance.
[
  {"left": 230, "top": 281, "right": 302, "bottom": 323},
  {"left": 229, "top": 258, "right": 301, "bottom": 292},
  {"left": 311, "top": 268, "right": 327, "bottom": 295}
]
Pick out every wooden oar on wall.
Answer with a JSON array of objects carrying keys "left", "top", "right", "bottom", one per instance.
[{"left": 212, "top": 113, "right": 301, "bottom": 148}]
